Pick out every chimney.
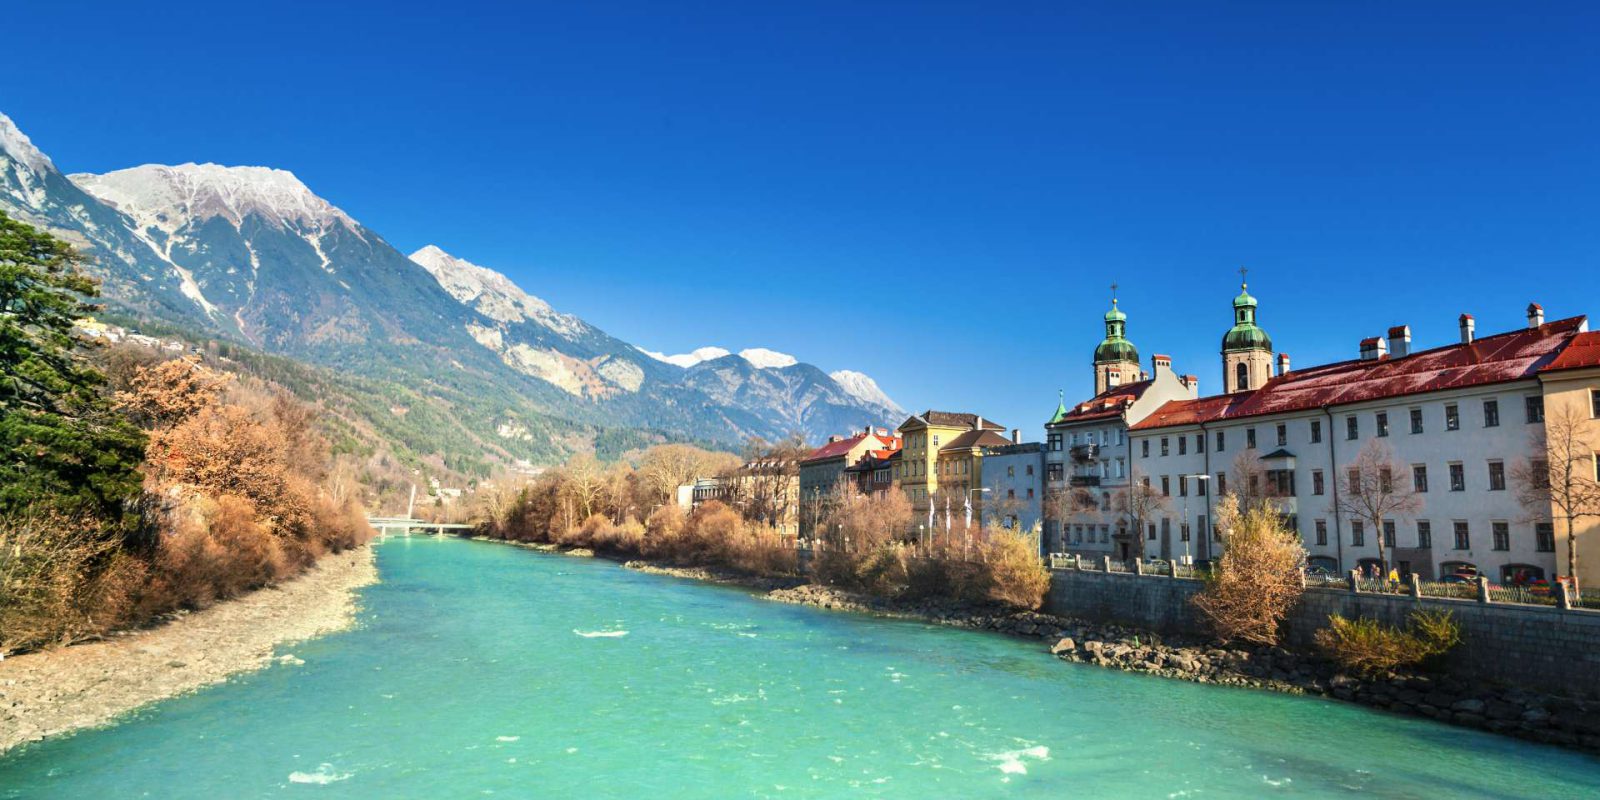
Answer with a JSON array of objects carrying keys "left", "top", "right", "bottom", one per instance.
[
  {"left": 1277, "top": 353, "right": 1291, "bottom": 375},
  {"left": 1387, "top": 325, "right": 1411, "bottom": 358},
  {"left": 828, "top": 435, "right": 844, "bottom": 444},
  {"left": 1460, "top": 313, "right": 1475, "bottom": 344},
  {"left": 1527, "top": 303, "right": 1544, "bottom": 329},
  {"left": 1182, "top": 374, "right": 1199, "bottom": 395},
  {"left": 1359, "top": 336, "right": 1388, "bottom": 361},
  {"left": 1151, "top": 354, "right": 1172, "bottom": 373},
  {"left": 1011, "top": 428, "right": 1021, "bottom": 445}
]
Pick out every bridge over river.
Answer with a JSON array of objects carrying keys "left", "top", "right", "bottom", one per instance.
[{"left": 367, "top": 517, "right": 475, "bottom": 536}]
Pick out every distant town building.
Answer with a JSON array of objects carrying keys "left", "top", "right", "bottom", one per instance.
[
  {"left": 893, "top": 411, "right": 1008, "bottom": 522},
  {"left": 798, "top": 427, "right": 901, "bottom": 537},
  {"left": 981, "top": 440, "right": 1045, "bottom": 541}
]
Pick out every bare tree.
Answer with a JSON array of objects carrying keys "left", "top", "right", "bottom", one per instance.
[
  {"left": 723, "top": 435, "right": 807, "bottom": 530},
  {"left": 1513, "top": 405, "right": 1600, "bottom": 591},
  {"left": 1331, "top": 439, "right": 1423, "bottom": 575},
  {"left": 1113, "top": 481, "right": 1169, "bottom": 559},
  {"left": 1193, "top": 493, "right": 1307, "bottom": 645},
  {"left": 564, "top": 454, "right": 607, "bottom": 519},
  {"left": 638, "top": 444, "right": 740, "bottom": 506}
]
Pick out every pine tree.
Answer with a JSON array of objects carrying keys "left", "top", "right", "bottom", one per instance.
[{"left": 0, "top": 211, "right": 145, "bottom": 531}]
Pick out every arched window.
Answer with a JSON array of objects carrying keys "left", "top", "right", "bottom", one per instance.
[{"left": 1235, "top": 362, "right": 1249, "bottom": 392}]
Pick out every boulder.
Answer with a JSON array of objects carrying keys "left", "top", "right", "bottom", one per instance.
[
  {"left": 1450, "top": 698, "right": 1487, "bottom": 715},
  {"left": 1050, "top": 638, "right": 1077, "bottom": 656}
]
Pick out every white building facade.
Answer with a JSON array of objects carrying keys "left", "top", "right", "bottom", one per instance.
[{"left": 1131, "top": 295, "right": 1587, "bottom": 582}]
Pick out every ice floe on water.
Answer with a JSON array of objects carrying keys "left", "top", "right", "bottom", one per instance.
[
  {"left": 572, "top": 629, "right": 628, "bottom": 638},
  {"left": 287, "top": 764, "right": 351, "bottom": 784},
  {"left": 986, "top": 745, "right": 1050, "bottom": 775}
]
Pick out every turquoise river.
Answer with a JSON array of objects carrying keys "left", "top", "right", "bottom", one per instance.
[{"left": 3, "top": 537, "right": 1597, "bottom": 798}]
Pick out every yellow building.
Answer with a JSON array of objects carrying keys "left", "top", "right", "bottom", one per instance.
[
  {"left": 894, "top": 410, "right": 1009, "bottom": 518},
  {"left": 1536, "top": 326, "right": 1600, "bottom": 589}
]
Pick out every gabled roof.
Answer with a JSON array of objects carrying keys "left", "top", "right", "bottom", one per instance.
[
  {"left": 1132, "top": 316, "right": 1587, "bottom": 431},
  {"left": 900, "top": 410, "right": 1006, "bottom": 431},
  {"left": 1048, "top": 379, "right": 1152, "bottom": 426},
  {"left": 940, "top": 429, "right": 1013, "bottom": 451},
  {"left": 1541, "top": 330, "right": 1600, "bottom": 373},
  {"left": 801, "top": 432, "right": 899, "bottom": 464}
]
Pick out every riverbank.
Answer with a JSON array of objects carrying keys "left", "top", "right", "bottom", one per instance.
[
  {"left": 469, "top": 537, "right": 1599, "bottom": 756},
  {"left": 0, "top": 546, "right": 378, "bottom": 754}
]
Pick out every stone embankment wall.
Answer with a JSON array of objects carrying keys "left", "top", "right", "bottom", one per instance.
[{"left": 1042, "top": 568, "right": 1600, "bottom": 698}]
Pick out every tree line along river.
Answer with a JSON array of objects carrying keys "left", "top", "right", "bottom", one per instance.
[{"left": 2, "top": 536, "right": 1596, "bottom": 798}]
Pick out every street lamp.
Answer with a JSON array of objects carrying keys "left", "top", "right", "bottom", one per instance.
[{"left": 1181, "top": 474, "right": 1210, "bottom": 566}]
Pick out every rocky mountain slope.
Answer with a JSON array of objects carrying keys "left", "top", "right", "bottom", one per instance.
[{"left": 0, "top": 110, "right": 903, "bottom": 465}]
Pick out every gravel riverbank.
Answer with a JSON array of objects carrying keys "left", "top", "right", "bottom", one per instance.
[{"left": 0, "top": 546, "right": 378, "bottom": 754}]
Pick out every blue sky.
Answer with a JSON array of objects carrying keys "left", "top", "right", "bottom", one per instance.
[{"left": 4, "top": 1, "right": 1597, "bottom": 435}]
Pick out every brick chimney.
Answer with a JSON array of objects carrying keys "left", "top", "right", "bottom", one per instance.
[
  {"left": 1459, "top": 313, "right": 1475, "bottom": 344},
  {"left": 1527, "top": 303, "right": 1544, "bottom": 329},
  {"left": 1277, "top": 353, "right": 1291, "bottom": 375},
  {"left": 1360, "top": 336, "right": 1388, "bottom": 361},
  {"left": 1387, "top": 325, "right": 1411, "bottom": 358}
]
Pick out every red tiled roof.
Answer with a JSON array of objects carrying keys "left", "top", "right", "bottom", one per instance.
[
  {"left": 801, "top": 432, "right": 899, "bottom": 463},
  {"left": 940, "top": 428, "right": 1013, "bottom": 451},
  {"left": 1132, "top": 316, "right": 1588, "bottom": 431},
  {"left": 1051, "top": 380, "right": 1151, "bottom": 424},
  {"left": 901, "top": 410, "right": 1006, "bottom": 430},
  {"left": 1542, "top": 331, "right": 1600, "bottom": 373}
]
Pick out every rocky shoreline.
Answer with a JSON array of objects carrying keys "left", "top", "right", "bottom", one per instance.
[{"left": 0, "top": 546, "right": 378, "bottom": 755}]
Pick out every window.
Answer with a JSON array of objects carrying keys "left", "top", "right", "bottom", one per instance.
[
  {"left": 1026, "top": 465, "right": 1034, "bottom": 476},
  {"left": 1348, "top": 468, "right": 1361, "bottom": 495},
  {"left": 1198, "top": 515, "right": 1208, "bottom": 541},
  {"left": 1216, "top": 431, "right": 1226, "bottom": 452},
  {"left": 1445, "top": 404, "right": 1460, "bottom": 431},
  {"left": 1526, "top": 396, "right": 1544, "bottom": 423},
  {"left": 1007, "top": 466, "right": 1015, "bottom": 478},
  {"left": 1410, "top": 408, "right": 1424, "bottom": 434},
  {"left": 1310, "top": 419, "right": 1322, "bottom": 443},
  {"left": 1216, "top": 473, "right": 1227, "bottom": 495},
  {"left": 1247, "top": 428, "right": 1257, "bottom": 449},
  {"left": 1046, "top": 463, "right": 1063, "bottom": 482},
  {"left": 1142, "top": 476, "right": 1151, "bottom": 488},
  {"left": 1453, "top": 521, "right": 1470, "bottom": 550},
  {"left": 1161, "top": 476, "right": 1170, "bottom": 496},
  {"left": 1235, "top": 362, "right": 1249, "bottom": 392},
  {"left": 1181, "top": 521, "right": 1191, "bottom": 542},
  {"left": 1178, "top": 436, "right": 1187, "bottom": 456},
  {"left": 932, "top": 434, "right": 940, "bottom": 447},
  {"left": 1178, "top": 475, "right": 1188, "bottom": 497},
  {"left": 1351, "top": 519, "right": 1365, "bottom": 547},
  {"left": 1536, "top": 522, "right": 1555, "bottom": 552},
  {"left": 1048, "top": 433, "right": 1063, "bottom": 451},
  {"left": 1492, "top": 522, "right": 1510, "bottom": 551},
  {"left": 1007, "top": 489, "right": 1016, "bottom": 499},
  {"left": 1142, "top": 440, "right": 1150, "bottom": 458},
  {"left": 1315, "top": 519, "right": 1328, "bottom": 546},
  {"left": 1383, "top": 520, "right": 1396, "bottom": 548},
  {"left": 1312, "top": 470, "right": 1325, "bottom": 496},
  {"left": 1592, "top": 389, "right": 1600, "bottom": 419},
  {"left": 1265, "top": 468, "right": 1295, "bottom": 497},
  {"left": 1027, "top": 488, "right": 1035, "bottom": 499},
  {"left": 1346, "top": 416, "right": 1359, "bottom": 440},
  {"left": 1449, "top": 462, "right": 1465, "bottom": 491},
  {"left": 1417, "top": 520, "right": 1432, "bottom": 549},
  {"left": 1376, "top": 412, "right": 1389, "bottom": 437},
  {"left": 1161, "top": 437, "right": 1169, "bottom": 456},
  {"left": 1379, "top": 467, "right": 1393, "bottom": 494},
  {"left": 1488, "top": 460, "right": 1505, "bottom": 491},
  {"left": 1196, "top": 433, "right": 1205, "bottom": 453},
  {"left": 1148, "top": 523, "right": 1156, "bottom": 541},
  {"left": 1413, "top": 464, "right": 1429, "bottom": 493},
  {"left": 1276, "top": 424, "right": 1287, "bottom": 446},
  {"left": 1483, "top": 399, "right": 1499, "bottom": 428}
]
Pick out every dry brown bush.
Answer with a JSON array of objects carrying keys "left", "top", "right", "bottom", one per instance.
[
  {"left": 981, "top": 528, "right": 1050, "bottom": 610},
  {"left": 1314, "top": 610, "right": 1461, "bottom": 674},
  {"left": 726, "top": 523, "right": 798, "bottom": 576},
  {"left": 1192, "top": 494, "right": 1307, "bottom": 645},
  {"left": 0, "top": 515, "right": 138, "bottom": 654}
]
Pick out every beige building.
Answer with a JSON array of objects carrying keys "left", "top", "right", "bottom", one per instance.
[{"left": 1535, "top": 326, "right": 1600, "bottom": 588}]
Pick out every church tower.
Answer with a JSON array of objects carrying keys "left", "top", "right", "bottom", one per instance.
[
  {"left": 1093, "top": 293, "right": 1141, "bottom": 395},
  {"left": 1221, "top": 276, "right": 1273, "bottom": 393}
]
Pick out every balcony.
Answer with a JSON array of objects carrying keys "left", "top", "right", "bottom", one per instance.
[
  {"left": 1069, "top": 444, "right": 1099, "bottom": 462},
  {"left": 1069, "top": 475, "right": 1101, "bottom": 487}
]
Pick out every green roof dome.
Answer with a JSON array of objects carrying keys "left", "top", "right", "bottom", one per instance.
[
  {"left": 1104, "top": 304, "right": 1126, "bottom": 323},
  {"left": 1222, "top": 282, "right": 1272, "bottom": 352},
  {"left": 1094, "top": 338, "right": 1140, "bottom": 364}
]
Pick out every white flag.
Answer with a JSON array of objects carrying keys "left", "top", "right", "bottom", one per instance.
[
  {"left": 963, "top": 492, "right": 972, "bottom": 529},
  {"left": 944, "top": 496, "right": 952, "bottom": 533}
]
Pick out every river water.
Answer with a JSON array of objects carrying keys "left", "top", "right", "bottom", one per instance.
[{"left": 2, "top": 537, "right": 1596, "bottom": 798}]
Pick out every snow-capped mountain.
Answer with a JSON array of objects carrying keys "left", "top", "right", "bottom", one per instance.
[
  {"left": 0, "top": 108, "right": 903, "bottom": 454},
  {"left": 830, "top": 370, "right": 905, "bottom": 417}
]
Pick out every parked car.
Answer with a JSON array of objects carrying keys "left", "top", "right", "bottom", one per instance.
[{"left": 1439, "top": 573, "right": 1476, "bottom": 585}]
